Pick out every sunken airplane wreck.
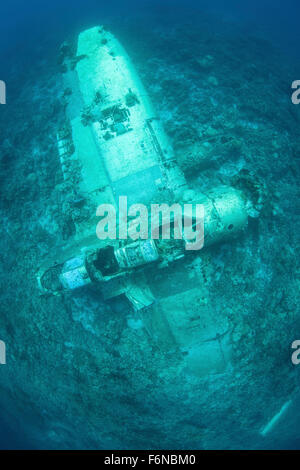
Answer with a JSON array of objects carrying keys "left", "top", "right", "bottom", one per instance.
[{"left": 37, "top": 26, "right": 262, "bottom": 375}]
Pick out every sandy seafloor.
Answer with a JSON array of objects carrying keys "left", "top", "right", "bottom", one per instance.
[{"left": 0, "top": 3, "right": 300, "bottom": 449}]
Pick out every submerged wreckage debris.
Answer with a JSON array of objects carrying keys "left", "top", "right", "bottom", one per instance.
[{"left": 37, "top": 26, "right": 262, "bottom": 377}]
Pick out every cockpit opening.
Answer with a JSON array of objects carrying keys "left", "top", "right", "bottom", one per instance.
[{"left": 93, "top": 245, "right": 119, "bottom": 276}]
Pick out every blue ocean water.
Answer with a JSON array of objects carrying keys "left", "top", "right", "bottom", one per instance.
[{"left": 0, "top": 0, "right": 300, "bottom": 450}]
